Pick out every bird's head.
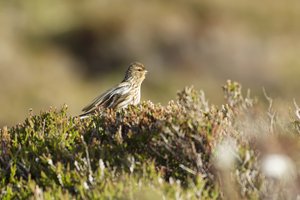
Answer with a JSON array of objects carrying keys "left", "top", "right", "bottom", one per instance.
[{"left": 123, "top": 62, "right": 147, "bottom": 83}]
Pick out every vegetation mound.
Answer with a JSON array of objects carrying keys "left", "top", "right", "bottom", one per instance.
[{"left": 1, "top": 81, "right": 300, "bottom": 199}]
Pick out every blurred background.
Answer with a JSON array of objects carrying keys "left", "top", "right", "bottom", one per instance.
[{"left": 1, "top": 0, "right": 300, "bottom": 126}]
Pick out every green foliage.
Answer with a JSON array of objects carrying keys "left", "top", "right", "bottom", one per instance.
[{"left": 1, "top": 81, "right": 300, "bottom": 199}]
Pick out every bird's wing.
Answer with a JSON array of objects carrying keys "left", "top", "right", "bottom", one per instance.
[{"left": 82, "top": 82, "right": 131, "bottom": 113}]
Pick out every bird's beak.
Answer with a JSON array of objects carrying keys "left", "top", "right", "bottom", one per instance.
[{"left": 145, "top": 70, "right": 148, "bottom": 74}]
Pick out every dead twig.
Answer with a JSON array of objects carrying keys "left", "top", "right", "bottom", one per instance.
[
  {"left": 262, "top": 88, "right": 276, "bottom": 134},
  {"left": 293, "top": 99, "right": 300, "bottom": 120}
]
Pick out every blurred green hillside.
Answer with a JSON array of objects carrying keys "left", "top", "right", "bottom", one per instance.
[{"left": 1, "top": 0, "right": 300, "bottom": 126}]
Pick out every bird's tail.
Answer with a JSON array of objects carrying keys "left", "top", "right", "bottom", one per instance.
[
  {"left": 78, "top": 110, "right": 95, "bottom": 119},
  {"left": 78, "top": 114, "right": 90, "bottom": 120}
]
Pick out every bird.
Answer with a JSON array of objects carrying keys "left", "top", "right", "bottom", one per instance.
[{"left": 79, "top": 62, "right": 147, "bottom": 118}]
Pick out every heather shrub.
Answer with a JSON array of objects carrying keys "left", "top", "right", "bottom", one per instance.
[{"left": 1, "top": 80, "right": 300, "bottom": 199}]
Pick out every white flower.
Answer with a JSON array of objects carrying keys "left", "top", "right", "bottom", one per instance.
[
  {"left": 214, "top": 137, "right": 238, "bottom": 170},
  {"left": 83, "top": 181, "right": 89, "bottom": 190},
  {"left": 47, "top": 158, "right": 53, "bottom": 166},
  {"left": 261, "top": 154, "right": 296, "bottom": 181}
]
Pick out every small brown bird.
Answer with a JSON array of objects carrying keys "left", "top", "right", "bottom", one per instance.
[{"left": 80, "top": 62, "right": 147, "bottom": 118}]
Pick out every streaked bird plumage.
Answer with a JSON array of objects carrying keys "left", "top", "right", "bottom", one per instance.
[{"left": 80, "top": 62, "right": 147, "bottom": 118}]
